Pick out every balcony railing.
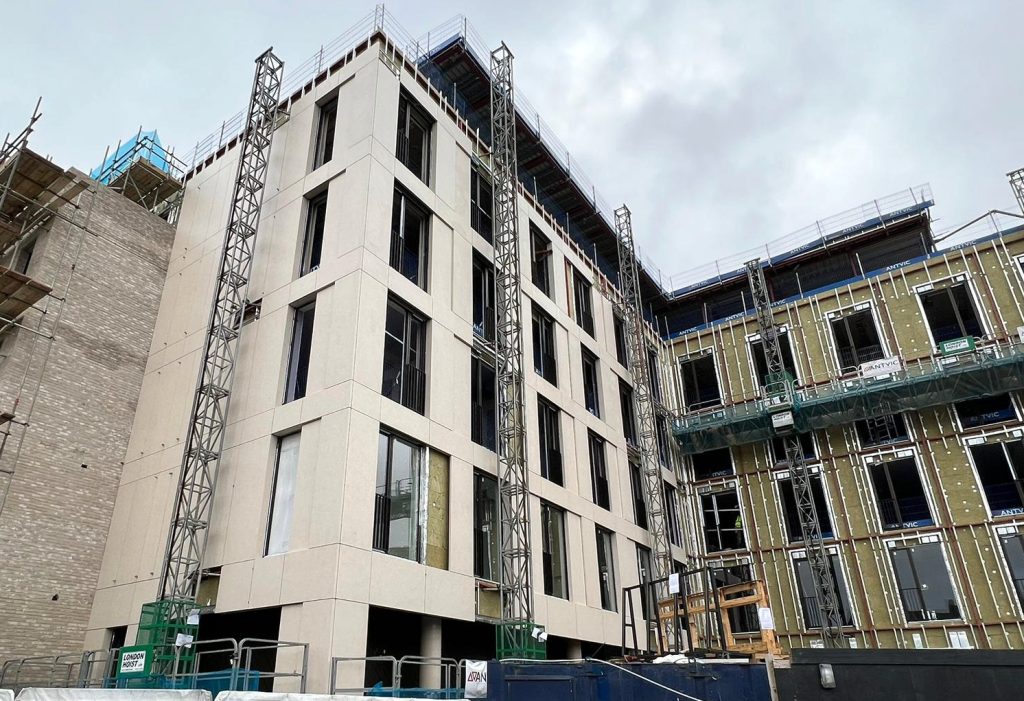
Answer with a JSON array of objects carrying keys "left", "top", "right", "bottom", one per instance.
[
  {"left": 372, "top": 493, "right": 391, "bottom": 552},
  {"left": 878, "top": 496, "right": 932, "bottom": 529},
  {"left": 384, "top": 360, "right": 426, "bottom": 414}
]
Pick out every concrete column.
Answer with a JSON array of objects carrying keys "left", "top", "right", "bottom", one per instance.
[
  {"left": 567, "top": 639, "right": 582, "bottom": 660},
  {"left": 421, "top": 615, "right": 443, "bottom": 688}
]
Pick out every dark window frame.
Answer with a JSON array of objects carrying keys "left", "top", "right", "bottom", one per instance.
[
  {"left": 664, "top": 482, "right": 682, "bottom": 546},
  {"left": 792, "top": 553, "right": 855, "bottom": 628},
  {"left": 470, "top": 165, "right": 493, "bottom": 242},
  {"left": 537, "top": 397, "right": 563, "bottom": 485},
  {"left": 701, "top": 488, "right": 745, "bottom": 553},
  {"left": 473, "top": 470, "right": 500, "bottom": 581},
  {"left": 300, "top": 192, "right": 328, "bottom": 277},
  {"left": 999, "top": 532, "right": 1024, "bottom": 610},
  {"left": 382, "top": 296, "right": 427, "bottom": 414},
  {"left": 396, "top": 90, "right": 433, "bottom": 184},
  {"left": 969, "top": 441, "right": 1024, "bottom": 517},
  {"left": 749, "top": 329, "right": 799, "bottom": 387},
  {"left": 629, "top": 461, "right": 649, "bottom": 529},
  {"left": 390, "top": 186, "right": 430, "bottom": 290},
  {"left": 572, "top": 268, "right": 595, "bottom": 336},
  {"left": 679, "top": 353, "right": 722, "bottom": 411},
  {"left": 541, "top": 501, "right": 569, "bottom": 599},
  {"left": 313, "top": 96, "right": 338, "bottom": 169},
  {"left": 530, "top": 225, "right": 552, "bottom": 297},
  {"left": 855, "top": 413, "right": 910, "bottom": 448},
  {"left": 869, "top": 457, "right": 933, "bottom": 531},
  {"left": 472, "top": 255, "right": 496, "bottom": 342},
  {"left": 619, "top": 379, "right": 637, "bottom": 447},
  {"left": 532, "top": 304, "right": 557, "bottom": 385},
  {"left": 470, "top": 355, "right": 496, "bottom": 451},
  {"left": 889, "top": 541, "right": 961, "bottom": 622},
  {"left": 284, "top": 301, "right": 316, "bottom": 403},
  {"left": 919, "top": 282, "right": 984, "bottom": 345},
  {"left": 373, "top": 429, "right": 425, "bottom": 562},
  {"left": 829, "top": 308, "right": 885, "bottom": 372},
  {"left": 596, "top": 526, "right": 618, "bottom": 612},
  {"left": 582, "top": 348, "right": 601, "bottom": 417},
  {"left": 777, "top": 473, "right": 834, "bottom": 542},
  {"left": 589, "top": 430, "right": 611, "bottom": 510}
]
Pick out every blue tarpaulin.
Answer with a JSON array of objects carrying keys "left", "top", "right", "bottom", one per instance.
[{"left": 90, "top": 131, "right": 171, "bottom": 183}]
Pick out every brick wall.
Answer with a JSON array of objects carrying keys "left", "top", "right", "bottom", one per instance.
[{"left": 0, "top": 178, "right": 175, "bottom": 659}]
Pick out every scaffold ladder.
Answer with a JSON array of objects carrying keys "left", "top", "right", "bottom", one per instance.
[
  {"left": 614, "top": 206, "right": 672, "bottom": 603},
  {"left": 154, "top": 49, "right": 283, "bottom": 637},
  {"left": 490, "top": 42, "right": 538, "bottom": 659},
  {"left": 745, "top": 258, "right": 845, "bottom": 647}
]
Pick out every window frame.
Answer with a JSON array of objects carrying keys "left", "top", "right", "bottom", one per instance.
[
  {"left": 530, "top": 224, "right": 553, "bottom": 297},
  {"left": 966, "top": 438, "right": 1024, "bottom": 518},
  {"left": 746, "top": 326, "right": 800, "bottom": 389},
  {"left": 581, "top": 347, "right": 601, "bottom": 417},
  {"left": 374, "top": 429, "right": 425, "bottom": 562},
  {"left": 312, "top": 96, "right": 338, "bottom": 170},
  {"left": 537, "top": 397, "right": 563, "bottom": 485},
  {"left": 700, "top": 486, "right": 746, "bottom": 553},
  {"left": 473, "top": 470, "right": 500, "bottom": 581},
  {"left": 572, "top": 267, "right": 595, "bottom": 336},
  {"left": 826, "top": 305, "right": 887, "bottom": 374},
  {"left": 664, "top": 482, "right": 682, "bottom": 547},
  {"left": 472, "top": 254, "right": 496, "bottom": 343},
  {"left": 382, "top": 296, "right": 427, "bottom": 414},
  {"left": 678, "top": 351, "right": 722, "bottom": 411},
  {"left": 470, "top": 355, "right": 496, "bottom": 451},
  {"left": 886, "top": 537, "right": 963, "bottom": 623},
  {"left": 588, "top": 430, "right": 611, "bottom": 510},
  {"left": 996, "top": 525, "right": 1024, "bottom": 613},
  {"left": 774, "top": 468, "right": 835, "bottom": 542},
  {"left": 299, "top": 191, "right": 328, "bottom": 277},
  {"left": 596, "top": 526, "right": 618, "bottom": 612},
  {"left": 532, "top": 304, "right": 558, "bottom": 385},
  {"left": 265, "top": 431, "right": 301, "bottom": 556},
  {"left": 915, "top": 277, "right": 987, "bottom": 347},
  {"left": 470, "top": 164, "right": 493, "bottom": 243},
  {"left": 284, "top": 300, "right": 316, "bottom": 403},
  {"left": 619, "top": 379, "right": 637, "bottom": 448},
  {"left": 629, "top": 461, "right": 649, "bottom": 529},
  {"left": 396, "top": 89, "right": 433, "bottom": 184},
  {"left": 390, "top": 186, "right": 430, "bottom": 290},
  {"left": 865, "top": 452, "right": 935, "bottom": 531},
  {"left": 790, "top": 549, "right": 856, "bottom": 629},
  {"left": 541, "top": 501, "right": 569, "bottom": 599}
]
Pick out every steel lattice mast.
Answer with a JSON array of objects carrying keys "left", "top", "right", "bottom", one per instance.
[
  {"left": 745, "top": 259, "right": 845, "bottom": 647},
  {"left": 490, "top": 43, "right": 535, "bottom": 655},
  {"left": 158, "top": 49, "right": 284, "bottom": 604},
  {"left": 1010, "top": 168, "right": 1024, "bottom": 215},
  {"left": 614, "top": 206, "right": 672, "bottom": 592}
]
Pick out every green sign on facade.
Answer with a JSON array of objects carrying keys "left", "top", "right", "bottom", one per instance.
[
  {"left": 116, "top": 645, "right": 154, "bottom": 679},
  {"left": 939, "top": 336, "right": 976, "bottom": 356}
]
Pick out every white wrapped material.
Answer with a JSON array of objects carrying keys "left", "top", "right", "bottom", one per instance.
[
  {"left": 17, "top": 690, "right": 211, "bottom": 701},
  {"left": 220, "top": 693, "right": 438, "bottom": 701}
]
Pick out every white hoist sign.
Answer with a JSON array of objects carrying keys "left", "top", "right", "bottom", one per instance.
[{"left": 465, "top": 660, "right": 488, "bottom": 698}]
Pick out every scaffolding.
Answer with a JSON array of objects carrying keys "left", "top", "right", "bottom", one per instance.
[
  {"left": 745, "top": 259, "right": 844, "bottom": 647},
  {"left": 490, "top": 42, "right": 539, "bottom": 660},
  {"left": 149, "top": 48, "right": 284, "bottom": 668},
  {"left": 94, "top": 130, "right": 187, "bottom": 223},
  {"left": 614, "top": 206, "right": 672, "bottom": 600},
  {"left": 0, "top": 102, "right": 95, "bottom": 519},
  {"left": 1010, "top": 168, "right": 1024, "bottom": 215}
]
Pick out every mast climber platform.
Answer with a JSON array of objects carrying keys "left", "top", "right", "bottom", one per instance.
[
  {"left": 745, "top": 259, "right": 845, "bottom": 647},
  {"left": 141, "top": 49, "right": 284, "bottom": 672}
]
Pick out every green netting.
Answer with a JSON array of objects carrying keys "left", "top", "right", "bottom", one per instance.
[{"left": 496, "top": 621, "right": 546, "bottom": 660}]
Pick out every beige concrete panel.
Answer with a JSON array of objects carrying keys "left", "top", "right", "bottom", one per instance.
[
  {"left": 256, "top": 195, "right": 304, "bottom": 301},
  {"left": 353, "top": 273, "right": 389, "bottom": 392},
  {"left": 306, "top": 410, "right": 349, "bottom": 547},
  {"left": 544, "top": 595, "right": 577, "bottom": 639},
  {"left": 339, "top": 411, "right": 380, "bottom": 550},
  {"left": 368, "top": 552, "right": 426, "bottom": 611},
  {"left": 215, "top": 560, "right": 254, "bottom": 612},
  {"left": 288, "top": 420, "right": 322, "bottom": 551},
  {"left": 424, "top": 568, "right": 474, "bottom": 621},
  {"left": 321, "top": 273, "right": 362, "bottom": 392},
  {"left": 221, "top": 436, "right": 276, "bottom": 565},
  {"left": 329, "top": 600, "right": 371, "bottom": 691},
  {"left": 335, "top": 544, "right": 372, "bottom": 602},
  {"left": 370, "top": 59, "right": 401, "bottom": 159},
  {"left": 249, "top": 554, "right": 285, "bottom": 609},
  {"left": 281, "top": 544, "right": 340, "bottom": 604},
  {"left": 363, "top": 160, "right": 397, "bottom": 265},
  {"left": 279, "top": 101, "right": 317, "bottom": 190},
  {"left": 446, "top": 457, "right": 474, "bottom": 577}
]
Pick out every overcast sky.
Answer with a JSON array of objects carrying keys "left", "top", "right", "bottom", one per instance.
[{"left": 3, "top": 1, "right": 1022, "bottom": 284}]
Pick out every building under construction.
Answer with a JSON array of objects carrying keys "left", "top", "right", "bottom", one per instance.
[
  {"left": 3, "top": 6, "right": 1024, "bottom": 697},
  {"left": 0, "top": 111, "right": 181, "bottom": 659}
]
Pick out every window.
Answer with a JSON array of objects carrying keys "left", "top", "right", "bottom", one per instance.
[
  {"left": 749, "top": 330, "right": 798, "bottom": 387},
  {"left": 572, "top": 268, "right": 594, "bottom": 336},
  {"left": 471, "top": 356, "right": 496, "bottom": 451},
  {"left": 300, "top": 192, "right": 327, "bottom": 276},
  {"left": 537, "top": 398, "right": 563, "bottom": 485},
  {"left": 855, "top": 414, "right": 909, "bottom": 447},
  {"left": 532, "top": 305, "right": 557, "bottom": 385},
  {"left": 889, "top": 541, "right": 960, "bottom": 621},
  {"left": 629, "top": 462, "right": 648, "bottom": 529},
  {"left": 701, "top": 489, "right": 745, "bottom": 552},
  {"left": 920, "top": 283, "right": 983, "bottom": 344},
  {"left": 541, "top": 502, "right": 569, "bottom": 599},
  {"left": 284, "top": 301, "right": 316, "bottom": 403},
  {"left": 313, "top": 96, "right": 338, "bottom": 169},
  {"left": 656, "top": 417, "right": 671, "bottom": 467},
  {"left": 635, "top": 544, "right": 654, "bottom": 618},
  {"left": 955, "top": 394, "right": 1016, "bottom": 429},
  {"left": 472, "top": 255, "right": 495, "bottom": 342},
  {"left": 582, "top": 348, "right": 601, "bottom": 416},
  {"left": 396, "top": 90, "right": 432, "bottom": 183},
  {"left": 664, "top": 482, "right": 682, "bottom": 547},
  {"left": 679, "top": 353, "right": 721, "bottom": 411},
  {"left": 712, "top": 563, "right": 760, "bottom": 634},
  {"left": 792, "top": 554, "right": 854, "bottom": 628},
  {"left": 999, "top": 532, "right": 1024, "bottom": 608},
  {"left": 647, "top": 349, "right": 662, "bottom": 403},
  {"left": 869, "top": 457, "right": 933, "bottom": 530},
  {"left": 613, "top": 315, "right": 629, "bottom": 367},
  {"left": 265, "top": 432, "right": 301, "bottom": 555},
  {"left": 12, "top": 240, "right": 33, "bottom": 275},
  {"left": 382, "top": 297, "right": 426, "bottom": 414},
  {"left": 530, "top": 225, "right": 552, "bottom": 296},
  {"left": 589, "top": 431, "right": 610, "bottom": 510},
  {"left": 619, "top": 380, "right": 637, "bottom": 447},
  {"left": 390, "top": 187, "right": 429, "bottom": 290},
  {"left": 829, "top": 309, "right": 884, "bottom": 372},
  {"left": 470, "top": 165, "right": 493, "bottom": 242},
  {"left": 374, "top": 430, "right": 424, "bottom": 561},
  {"left": 691, "top": 447, "right": 733, "bottom": 481},
  {"left": 473, "top": 471, "right": 499, "bottom": 581},
  {"left": 770, "top": 433, "right": 815, "bottom": 464},
  {"left": 777, "top": 475, "right": 834, "bottom": 542},
  {"left": 596, "top": 527, "right": 617, "bottom": 611},
  {"left": 968, "top": 442, "right": 1024, "bottom": 516}
]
